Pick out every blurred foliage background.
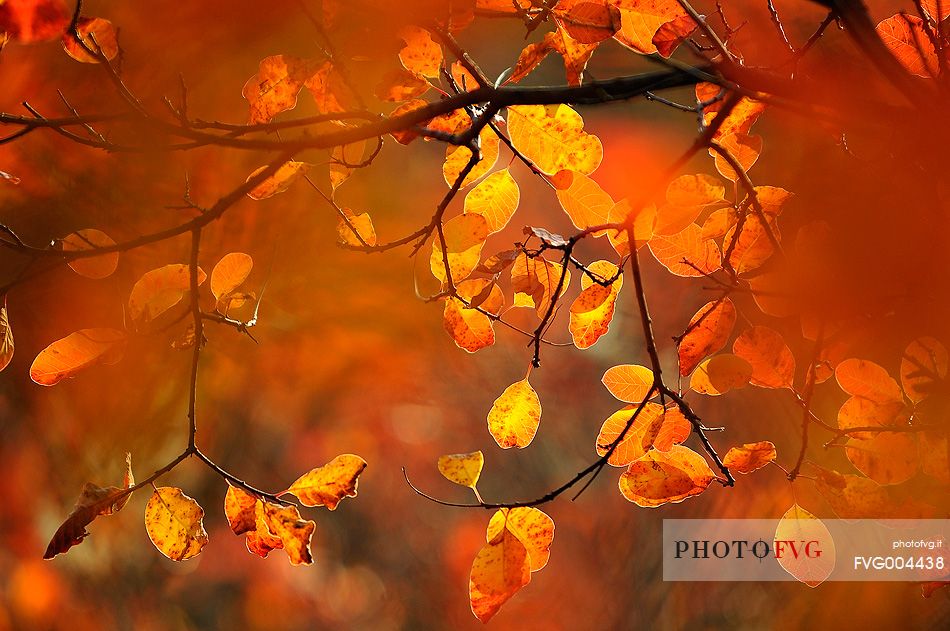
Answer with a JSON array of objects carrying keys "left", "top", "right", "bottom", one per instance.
[{"left": 1, "top": 0, "right": 948, "bottom": 628}]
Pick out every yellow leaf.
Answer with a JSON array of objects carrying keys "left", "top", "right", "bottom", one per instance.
[
  {"left": 649, "top": 224, "right": 721, "bottom": 277},
  {"left": 612, "top": 0, "right": 687, "bottom": 55},
  {"left": 330, "top": 140, "right": 366, "bottom": 191},
  {"left": 398, "top": 26, "right": 442, "bottom": 78},
  {"left": 242, "top": 55, "right": 320, "bottom": 124},
  {"left": 437, "top": 451, "right": 484, "bottom": 488},
  {"left": 774, "top": 504, "right": 835, "bottom": 587},
  {"left": 721, "top": 441, "right": 776, "bottom": 474},
  {"left": 510, "top": 253, "right": 570, "bottom": 316},
  {"left": 689, "top": 354, "right": 753, "bottom": 395},
  {"left": 430, "top": 213, "right": 490, "bottom": 284},
  {"left": 506, "top": 104, "right": 602, "bottom": 175},
  {"left": 443, "top": 127, "right": 499, "bottom": 187},
  {"left": 128, "top": 264, "right": 207, "bottom": 324},
  {"left": 0, "top": 303, "right": 13, "bottom": 372},
  {"left": 144, "top": 487, "right": 209, "bottom": 561},
  {"left": 618, "top": 445, "right": 715, "bottom": 507},
  {"left": 464, "top": 169, "right": 520, "bottom": 233},
  {"left": 554, "top": 170, "right": 614, "bottom": 232},
  {"left": 469, "top": 525, "right": 531, "bottom": 623},
  {"left": 285, "top": 454, "right": 367, "bottom": 510},
  {"left": 337, "top": 208, "right": 378, "bottom": 247},
  {"left": 569, "top": 261, "right": 622, "bottom": 349},
  {"left": 485, "top": 507, "right": 555, "bottom": 571},
  {"left": 30, "top": 328, "right": 126, "bottom": 386},
  {"left": 595, "top": 402, "right": 665, "bottom": 467},
  {"left": 259, "top": 502, "right": 316, "bottom": 566},
  {"left": 834, "top": 358, "right": 903, "bottom": 404},
  {"left": 487, "top": 378, "right": 541, "bottom": 449},
  {"left": 601, "top": 364, "right": 655, "bottom": 403}
]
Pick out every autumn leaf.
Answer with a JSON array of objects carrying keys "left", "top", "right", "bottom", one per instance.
[
  {"left": 677, "top": 298, "right": 736, "bottom": 376},
  {"left": 506, "top": 104, "right": 602, "bottom": 176},
  {"left": 554, "top": 1, "right": 620, "bottom": 43},
  {"left": 330, "top": 140, "right": 367, "bottom": 191},
  {"left": 774, "top": 504, "right": 835, "bottom": 587},
  {"left": 696, "top": 83, "right": 766, "bottom": 139},
  {"left": 430, "top": 213, "right": 490, "bottom": 284},
  {"left": 487, "top": 378, "right": 541, "bottom": 449},
  {"left": 652, "top": 13, "right": 697, "bottom": 57},
  {"left": 618, "top": 445, "right": 715, "bottom": 507},
  {"left": 568, "top": 260, "right": 622, "bottom": 349},
  {"left": 689, "top": 354, "right": 753, "bottom": 396},
  {"left": 443, "top": 127, "right": 499, "bottom": 187},
  {"left": 211, "top": 252, "right": 253, "bottom": 304},
  {"left": 30, "top": 328, "right": 127, "bottom": 386},
  {"left": 469, "top": 524, "right": 530, "bottom": 623},
  {"left": 0, "top": 302, "right": 13, "bottom": 372},
  {"left": 845, "top": 431, "right": 918, "bottom": 486},
  {"left": 722, "top": 213, "right": 779, "bottom": 274},
  {"left": 835, "top": 358, "right": 903, "bottom": 404},
  {"left": 306, "top": 61, "right": 357, "bottom": 113},
  {"left": 44, "top": 453, "right": 133, "bottom": 559},
  {"left": 511, "top": 28, "right": 598, "bottom": 86},
  {"left": 464, "top": 169, "right": 520, "bottom": 233},
  {"left": 876, "top": 14, "right": 940, "bottom": 78},
  {"left": 337, "top": 209, "right": 378, "bottom": 247},
  {"left": 713, "top": 132, "right": 763, "bottom": 181},
  {"left": 721, "top": 441, "right": 776, "bottom": 474},
  {"left": 398, "top": 26, "right": 442, "bottom": 78},
  {"left": 61, "top": 229, "right": 120, "bottom": 279},
  {"left": 388, "top": 99, "right": 430, "bottom": 144},
  {"left": 655, "top": 174, "right": 726, "bottom": 236},
  {"left": 242, "top": 55, "right": 320, "bottom": 124},
  {"left": 144, "top": 487, "right": 209, "bottom": 561},
  {"left": 649, "top": 224, "right": 722, "bottom": 277},
  {"left": 438, "top": 451, "right": 484, "bottom": 488},
  {"left": 611, "top": 0, "right": 687, "bottom": 55},
  {"left": 284, "top": 454, "right": 367, "bottom": 510},
  {"left": 375, "top": 67, "right": 430, "bottom": 101},
  {"left": 443, "top": 278, "right": 504, "bottom": 352},
  {"left": 224, "top": 485, "right": 259, "bottom": 535},
  {"left": 554, "top": 170, "right": 614, "bottom": 233},
  {"left": 814, "top": 469, "right": 894, "bottom": 520},
  {"left": 63, "top": 17, "right": 118, "bottom": 63},
  {"left": 246, "top": 161, "right": 311, "bottom": 200},
  {"left": 128, "top": 264, "right": 207, "bottom": 324},
  {"left": 595, "top": 402, "right": 665, "bottom": 467},
  {"left": 602, "top": 364, "right": 655, "bottom": 403},
  {"left": 258, "top": 502, "right": 316, "bottom": 566},
  {"left": 900, "top": 337, "right": 947, "bottom": 403},
  {"left": 606, "top": 200, "right": 655, "bottom": 256},
  {"left": 485, "top": 507, "right": 555, "bottom": 571},
  {"left": 732, "top": 326, "right": 795, "bottom": 388}
]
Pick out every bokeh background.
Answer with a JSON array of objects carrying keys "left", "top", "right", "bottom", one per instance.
[{"left": 1, "top": 1, "right": 948, "bottom": 629}]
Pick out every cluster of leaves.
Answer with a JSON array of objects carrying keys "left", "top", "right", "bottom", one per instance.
[{"left": 2, "top": 0, "right": 950, "bottom": 622}]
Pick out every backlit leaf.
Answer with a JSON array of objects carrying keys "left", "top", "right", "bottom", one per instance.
[
  {"left": 611, "top": 0, "right": 687, "bottom": 54},
  {"left": 30, "top": 328, "right": 126, "bottom": 386},
  {"left": 330, "top": 140, "right": 366, "bottom": 191},
  {"left": 211, "top": 252, "right": 253, "bottom": 302},
  {"left": 649, "top": 224, "right": 721, "bottom": 277},
  {"left": 306, "top": 60, "right": 357, "bottom": 113},
  {"left": 835, "top": 358, "right": 903, "bottom": 404},
  {"left": 443, "top": 278, "right": 504, "bottom": 353},
  {"left": 259, "top": 502, "right": 316, "bottom": 566},
  {"left": 63, "top": 17, "right": 118, "bottom": 63},
  {"left": 443, "top": 127, "right": 499, "bottom": 187},
  {"left": 128, "top": 264, "right": 207, "bottom": 324},
  {"left": 0, "top": 303, "right": 13, "bottom": 372},
  {"left": 595, "top": 402, "right": 664, "bottom": 467},
  {"left": 602, "top": 364, "right": 654, "bottom": 403},
  {"left": 375, "top": 67, "right": 430, "bottom": 101},
  {"left": 510, "top": 252, "right": 570, "bottom": 316},
  {"left": 507, "top": 104, "right": 602, "bottom": 175},
  {"left": 554, "top": 1, "right": 620, "bottom": 43},
  {"left": 438, "top": 451, "right": 484, "bottom": 488},
  {"left": 44, "top": 453, "right": 133, "bottom": 559},
  {"left": 224, "top": 485, "right": 259, "bottom": 536},
  {"left": 732, "top": 326, "right": 795, "bottom": 388},
  {"left": 652, "top": 12, "right": 697, "bottom": 57},
  {"left": 398, "top": 26, "right": 442, "bottom": 78},
  {"left": 469, "top": 525, "right": 530, "bottom": 623},
  {"left": 246, "top": 161, "right": 311, "bottom": 200},
  {"left": 678, "top": 298, "right": 736, "bottom": 376},
  {"left": 285, "top": 454, "right": 367, "bottom": 510},
  {"left": 689, "top": 354, "right": 752, "bottom": 395},
  {"left": 774, "top": 504, "right": 835, "bottom": 587},
  {"left": 713, "top": 132, "right": 762, "bottom": 181},
  {"left": 62, "top": 229, "right": 119, "bottom": 279},
  {"left": 337, "top": 209, "right": 378, "bottom": 247},
  {"left": 845, "top": 432, "right": 918, "bottom": 485},
  {"left": 606, "top": 200, "right": 655, "bottom": 256},
  {"left": 721, "top": 441, "right": 776, "bottom": 474},
  {"left": 487, "top": 378, "right": 541, "bottom": 449},
  {"left": 570, "top": 260, "right": 622, "bottom": 349},
  {"left": 722, "top": 213, "right": 779, "bottom": 274},
  {"left": 485, "top": 507, "right": 555, "bottom": 571},
  {"left": 554, "top": 170, "right": 614, "bottom": 233},
  {"left": 876, "top": 14, "right": 939, "bottom": 77},
  {"left": 144, "top": 487, "right": 209, "bottom": 561},
  {"left": 464, "top": 169, "right": 520, "bottom": 233},
  {"left": 815, "top": 469, "right": 894, "bottom": 520},
  {"left": 431, "top": 213, "right": 490, "bottom": 284},
  {"left": 618, "top": 445, "right": 715, "bottom": 507},
  {"left": 242, "top": 55, "right": 319, "bottom": 124},
  {"left": 696, "top": 83, "right": 765, "bottom": 139}
]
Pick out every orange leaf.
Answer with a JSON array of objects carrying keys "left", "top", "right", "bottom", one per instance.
[
  {"left": 649, "top": 224, "right": 721, "bottom": 277},
  {"left": 713, "top": 132, "right": 763, "bottom": 181},
  {"left": 611, "top": 0, "right": 687, "bottom": 54},
  {"left": 554, "top": 1, "right": 621, "bottom": 43},
  {"left": 815, "top": 469, "right": 895, "bottom": 519},
  {"left": 732, "top": 325, "right": 795, "bottom": 388},
  {"left": 774, "top": 504, "right": 835, "bottom": 587},
  {"left": 652, "top": 13, "right": 697, "bottom": 57},
  {"left": 510, "top": 252, "right": 570, "bottom": 316},
  {"left": 876, "top": 14, "right": 940, "bottom": 78},
  {"left": 845, "top": 432, "right": 918, "bottom": 485},
  {"left": 30, "top": 328, "right": 126, "bottom": 386},
  {"left": 689, "top": 354, "right": 753, "bottom": 395},
  {"left": 554, "top": 170, "right": 614, "bottom": 233},
  {"left": 242, "top": 55, "right": 319, "bottom": 124},
  {"left": 606, "top": 200, "right": 655, "bottom": 256},
  {"left": 374, "top": 67, "right": 430, "bottom": 101},
  {"left": 595, "top": 402, "right": 665, "bottom": 467},
  {"left": 485, "top": 507, "right": 555, "bottom": 571},
  {"left": 398, "top": 26, "right": 442, "bottom": 78},
  {"left": 602, "top": 364, "right": 655, "bottom": 403},
  {"left": 721, "top": 441, "right": 776, "bottom": 474},
  {"left": 63, "top": 16, "right": 118, "bottom": 63},
  {"left": 487, "top": 378, "right": 541, "bottom": 449},
  {"left": 655, "top": 173, "right": 726, "bottom": 235},
  {"left": 618, "top": 445, "right": 715, "bottom": 507},
  {"left": 128, "top": 264, "right": 207, "bottom": 324},
  {"left": 569, "top": 261, "right": 623, "bottom": 349},
  {"left": 306, "top": 61, "right": 358, "bottom": 114},
  {"left": 835, "top": 358, "right": 903, "bottom": 403},
  {"left": 443, "top": 127, "right": 499, "bottom": 187},
  {"left": 469, "top": 525, "right": 531, "bottom": 623},
  {"left": 258, "top": 502, "right": 316, "bottom": 566},
  {"left": 330, "top": 140, "right": 367, "bottom": 191},
  {"left": 696, "top": 83, "right": 766, "bottom": 139},
  {"left": 285, "top": 454, "right": 367, "bottom": 510},
  {"left": 61, "top": 229, "right": 119, "bottom": 279},
  {"left": 224, "top": 485, "right": 259, "bottom": 536},
  {"left": 388, "top": 99, "right": 430, "bottom": 144},
  {"left": 722, "top": 213, "right": 779, "bottom": 274},
  {"left": 44, "top": 453, "right": 133, "bottom": 559},
  {"left": 337, "top": 209, "right": 378, "bottom": 247},
  {"left": 430, "top": 213, "right": 490, "bottom": 284},
  {"left": 144, "top": 487, "right": 209, "bottom": 561},
  {"left": 506, "top": 104, "right": 602, "bottom": 175},
  {"left": 0, "top": 303, "right": 12, "bottom": 372},
  {"left": 443, "top": 278, "right": 505, "bottom": 353},
  {"left": 210, "top": 252, "right": 253, "bottom": 302},
  {"left": 246, "top": 161, "right": 311, "bottom": 200},
  {"left": 678, "top": 298, "right": 737, "bottom": 376}
]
